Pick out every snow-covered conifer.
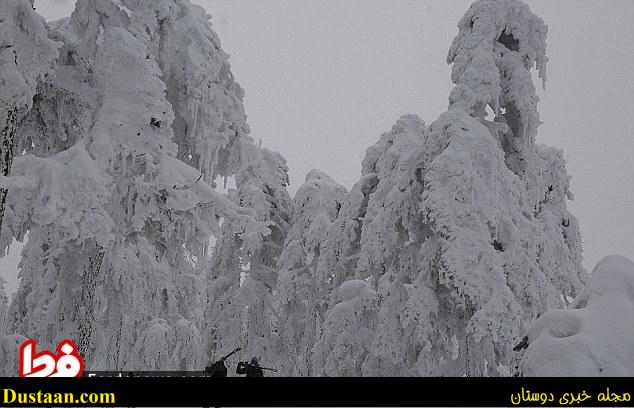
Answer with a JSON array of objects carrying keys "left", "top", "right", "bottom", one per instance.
[
  {"left": 0, "top": 0, "right": 588, "bottom": 377},
  {"left": 311, "top": 279, "right": 377, "bottom": 376},
  {"left": 0, "top": 0, "right": 59, "bottom": 232},
  {"left": 1, "top": 0, "right": 266, "bottom": 371},
  {"left": 447, "top": 0, "right": 547, "bottom": 178},
  {"left": 277, "top": 170, "right": 347, "bottom": 375},
  {"left": 204, "top": 141, "right": 292, "bottom": 372},
  {"left": 310, "top": 0, "right": 585, "bottom": 377}
]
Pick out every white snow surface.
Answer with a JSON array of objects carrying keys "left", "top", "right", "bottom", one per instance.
[{"left": 520, "top": 255, "right": 634, "bottom": 376}]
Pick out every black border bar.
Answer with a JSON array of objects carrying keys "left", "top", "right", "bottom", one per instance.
[{"left": 0, "top": 377, "right": 633, "bottom": 407}]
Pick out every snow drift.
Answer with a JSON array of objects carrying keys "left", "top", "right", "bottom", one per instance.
[{"left": 519, "top": 255, "right": 634, "bottom": 376}]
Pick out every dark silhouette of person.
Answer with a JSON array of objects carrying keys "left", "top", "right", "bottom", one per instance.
[
  {"left": 205, "top": 357, "right": 228, "bottom": 377},
  {"left": 236, "top": 357, "right": 264, "bottom": 377}
]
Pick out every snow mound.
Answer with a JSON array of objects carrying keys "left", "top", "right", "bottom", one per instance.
[{"left": 520, "top": 255, "right": 634, "bottom": 376}]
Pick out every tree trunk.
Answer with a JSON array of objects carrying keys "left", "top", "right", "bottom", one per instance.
[
  {"left": 76, "top": 248, "right": 105, "bottom": 360},
  {"left": 0, "top": 107, "right": 19, "bottom": 233}
]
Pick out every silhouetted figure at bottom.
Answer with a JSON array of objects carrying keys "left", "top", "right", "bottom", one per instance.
[
  {"left": 205, "top": 358, "right": 228, "bottom": 377},
  {"left": 205, "top": 347, "right": 241, "bottom": 377},
  {"left": 236, "top": 357, "right": 264, "bottom": 377}
]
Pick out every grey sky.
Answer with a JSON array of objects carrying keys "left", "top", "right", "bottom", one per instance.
[{"left": 1, "top": 0, "right": 633, "bottom": 298}]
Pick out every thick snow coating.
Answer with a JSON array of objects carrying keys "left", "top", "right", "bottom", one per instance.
[
  {"left": 519, "top": 256, "right": 634, "bottom": 376},
  {"left": 0, "top": 0, "right": 612, "bottom": 377},
  {"left": 0, "top": 0, "right": 58, "bottom": 110},
  {"left": 305, "top": 0, "right": 584, "bottom": 377},
  {"left": 0, "top": 0, "right": 270, "bottom": 372},
  {"left": 0, "top": 0, "right": 59, "bottom": 236},
  {"left": 277, "top": 169, "right": 347, "bottom": 376},
  {"left": 447, "top": 0, "right": 547, "bottom": 179}
]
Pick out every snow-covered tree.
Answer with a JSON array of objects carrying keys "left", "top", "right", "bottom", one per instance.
[
  {"left": 446, "top": 0, "right": 547, "bottom": 179},
  {"left": 354, "top": 115, "right": 437, "bottom": 376},
  {"left": 154, "top": 0, "right": 250, "bottom": 184},
  {"left": 314, "top": 173, "right": 379, "bottom": 291},
  {"left": 312, "top": 279, "right": 378, "bottom": 376},
  {"left": 0, "top": 0, "right": 588, "bottom": 378},
  {"left": 309, "top": 0, "right": 585, "bottom": 377},
  {"left": 276, "top": 169, "right": 347, "bottom": 376},
  {"left": 235, "top": 146, "right": 292, "bottom": 366},
  {"left": 204, "top": 141, "right": 292, "bottom": 372},
  {"left": 0, "top": 0, "right": 58, "bottom": 233},
  {"left": 1, "top": 0, "right": 268, "bottom": 371}
]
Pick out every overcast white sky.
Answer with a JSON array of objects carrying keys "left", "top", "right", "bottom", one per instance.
[{"left": 1, "top": 0, "right": 633, "bottom": 298}]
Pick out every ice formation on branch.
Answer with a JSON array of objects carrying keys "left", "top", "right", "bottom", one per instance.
[{"left": 519, "top": 256, "right": 634, "bottom": 376}]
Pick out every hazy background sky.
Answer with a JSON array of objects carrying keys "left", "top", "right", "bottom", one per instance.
[{"left": 1, "top": 0, "right": 633, "bottom": 298}]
